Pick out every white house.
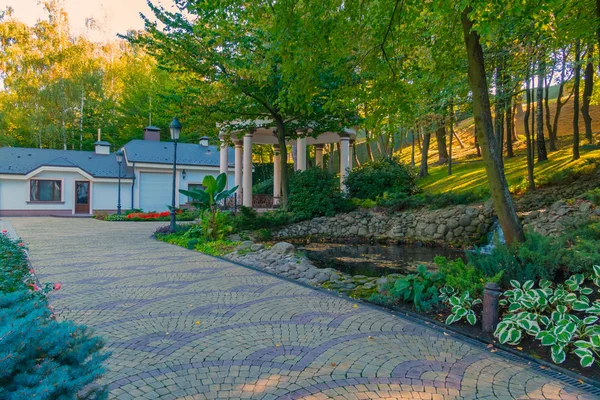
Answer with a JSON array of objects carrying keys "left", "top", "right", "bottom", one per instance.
[{"left": 0, "top": 127, "right": 235, "bottom": 216}]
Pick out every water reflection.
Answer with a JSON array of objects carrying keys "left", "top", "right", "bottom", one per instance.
[{"left": 300, "top": 243, "right": 465, "bottom": 277}]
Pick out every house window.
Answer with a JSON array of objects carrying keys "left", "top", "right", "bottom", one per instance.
[
  {"left": 30, "top": 180, "right": 62, "bottom": 202},
  {"left": 187, "top": 184, "right": 204, "bottom": 203}
]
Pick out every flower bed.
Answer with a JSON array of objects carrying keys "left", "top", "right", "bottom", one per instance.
[
  {"left": 0, "top": 231, "right": 109, "bottom": 398},
  {"left": 96, "top": 209, "right": 197, "bottom": 222}
]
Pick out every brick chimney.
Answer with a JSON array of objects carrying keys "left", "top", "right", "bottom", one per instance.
[{"left": 144, "top": 126, "right": 161, "bottom": 141}]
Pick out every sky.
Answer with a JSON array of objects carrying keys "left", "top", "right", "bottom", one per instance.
[{"left": 0, "top": 0, "right": 166, "bottom": 41}]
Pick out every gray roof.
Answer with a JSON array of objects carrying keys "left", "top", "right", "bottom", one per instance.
[
  {"left": 123, "top": 140, "right": 234, "bottom": 167},
  {"left": 0, "top": 147, "right": 133, "bottom": 178}
]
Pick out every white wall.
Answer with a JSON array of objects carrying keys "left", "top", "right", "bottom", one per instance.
[
  {"left": 93, "top": 182, "right": 133, "bottom": 211},
  {"left": 0, "top": 170, "right": 131, "bottom": 214}
]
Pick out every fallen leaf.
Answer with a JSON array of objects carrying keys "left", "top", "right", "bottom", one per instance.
[
  {"left": 490, "top": 349, "right": 497, "bottom": 353},
  {"left": 487, "top": 344, "right": 493, "bottom": 349},
  {"left": 444, "top": 332, "right": 450, "bottom": 336},
  {"left": 578, "top": 379, "right": 585, "bottom": 384},
  {"left": 275, "top": 344, "right": 281, "bottom": 347},
  {"left": 368, "top": 336, "right": 374, "bottom": 340},
  {"left": 330, "top": 362, "right": 337, "bottom": 367},
  {"left": 516, "top": 347, "right": 523, "bottom": 351},
  {"left": 353, "top": 304, "right": 358, "bottom": 309},
  {"left": 195, "top": 321, "right": 201, "bottom": 325}
]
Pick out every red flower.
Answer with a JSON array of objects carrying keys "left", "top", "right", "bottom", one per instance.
[
  {"left": 18, "top": 242, "right": 24, "bottom": 247},
  {"left": 54, "top": 283, "right": 62, "bottom": 291}
]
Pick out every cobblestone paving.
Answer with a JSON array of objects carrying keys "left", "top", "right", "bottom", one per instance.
[{"left": 9, "top": 217, "right": 599, "bottom": 400}]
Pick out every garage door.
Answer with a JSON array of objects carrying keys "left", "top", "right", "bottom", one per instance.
[{"left": 139, "top": 173, "right": 172, "bottom": 212}]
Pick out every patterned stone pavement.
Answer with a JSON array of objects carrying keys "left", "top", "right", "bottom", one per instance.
[{"left": 8, "top": 217, "right": 600, "bottom": 400}]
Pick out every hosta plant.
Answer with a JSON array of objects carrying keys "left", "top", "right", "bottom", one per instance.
[
  {"left": 494, "top": 267, "right": 600, "bottom": 366},
  {"left": 444, "top": 290, "right": 481, "bottom": 326}
]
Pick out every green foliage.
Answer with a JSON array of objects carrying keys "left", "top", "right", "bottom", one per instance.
[
  {"left": 579, "top": 188, "right": 600, "bottom": 206},
  {"left": 494, "top": 269, "right": 600, "bottom": 366},
  {"left": 198, "top": 210, "right": 233, "bottom": 241},
  {"left": 195, "top": 240, "right": 240, "bottom": 257},
  {"left": 470, "top": 223, "right": 600, "bottom": 285},
  {"left": 468, "top": 231, "right": 564, "bottom": 286},
  {"left": 253, "top": 177, "right": 274, "bottom": 195},
  {"left": 378, "top": 190, "right": 488, "bottom": 211},
  {"left": 373, "top": 265, "right": 444, "bottom": 313},
  {"left": 231, "top": 207, "right": 293, "bottom": 233},
  {"left": 350, "top": 198, "right": 377, "bottom": 209},
  {"left": 179, "top": 173, "right": 238, "bottom": 211},
  {"left": 288, "top": 168, "right": 352, "bottom": 220},
  {"left": 435, "top": 256, "right": 502, "bottom": 298},
  {"left": 0, "top": 234, "right": 109, "bottom": 398},
  {"left": 344, "top": 157, "right": 419, "bottom": 201},
  {"left": 0, "top": 235, "right": 32, "bottom": 293},
  {"left": 0, "top": 291, "right": 109, "bottom": 399},
  {"left": 444, "top": 291, "right": 482, "bottom": 326}
]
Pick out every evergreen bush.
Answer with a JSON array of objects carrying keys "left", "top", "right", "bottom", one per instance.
[
  {"left": 288, "top": 168, "right": 352, "bottom": 220},
  {"left": 344, "top": 157, "right": 419, "bottom": 200},
  {"left": 0, "top": 235, "right": 109, "bottom": 399}
]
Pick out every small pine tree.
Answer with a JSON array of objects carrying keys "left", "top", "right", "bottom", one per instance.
[{"left": 0, "top": 290, "right": 109, "bottom": 399}]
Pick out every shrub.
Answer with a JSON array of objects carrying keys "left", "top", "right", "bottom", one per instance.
[
  {"left": 253, "top": 177, "right": 273, "bottom": 195},
  {"left": 469, "top": 222, "right": 600, "bottom": 285},
  {"left": 344, "top": 157, "right": 419, "bottom": 200},
  {"left": 370, "top": 265, "right": 444, "bottom": 313},
  {"left": 288, "top": 168, "right": 351, "bottom": 220},
  {"left": 468, "top": 231, "right": 563, "bottom": 286},
  {"left": 231, "top": 207, "right": 292, "bottom": 232},
  {"left": 434, "top": 256, "right": 502, "bottom": 298},
  {"left": 195, "top": 240, "right": 240, "bottom": 256},
  {"left": 378, "top": 190, "right": 488, "bottom": 211},
  {"left": 579, "top": 188, "right": 600, "bottom": 206},
  {"left": 0, "top": 235, "right": 109, "bottom": 399},
  {"left": 0, "top": 291, "right": 109, "bottom": 399}
]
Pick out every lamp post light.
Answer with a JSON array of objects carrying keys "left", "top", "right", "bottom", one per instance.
[
  {"left": 115, "top": 149, "right": 123, "bottom": 215},
  {"left": 169, "top": 117, "right": 182, "bottom": 233}
]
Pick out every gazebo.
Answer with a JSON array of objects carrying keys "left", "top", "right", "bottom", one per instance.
[{"left": 218, "top": 120, "right": 357, "bottom": 208}]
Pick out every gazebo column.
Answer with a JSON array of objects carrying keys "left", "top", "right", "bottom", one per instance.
[
  {"left": 219, "top": 134, "right": 229, "bottom": 187},
  {"left": 243, "top": 133, "right": 253, "bottom": 207},
  {"left": 233, "top": 139, "right": 243, "bottom": 198},
  {"left": 349, "top": 139, "right": 355, "bottom": 169},
  {"left": 297, "top": 137, "right": 307, "bottom": 171},
  {"left": 273, "top": 144, "right": 281, "bottom": 205},
  {"left": 340, "top": 135, "right": 350, "bottom": 192},
  {"left": 315, "top": 144, "right": 324, "bottom": 168}
]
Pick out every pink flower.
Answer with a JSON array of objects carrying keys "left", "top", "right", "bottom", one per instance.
[
  {"left": 29, "top": 269, "right": 35, "bottom": 274},
  {"left": 33, "top": 284, "right": 40, "bottom": 291},
  {"left": 17, "top": 242, "right": 24, "bottom": 247},
  {"left": 53, "top": 283, "right": 62, "bottom": 291}
]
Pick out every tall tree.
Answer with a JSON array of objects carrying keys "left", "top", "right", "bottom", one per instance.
[
  {"left": 536, "top": 58, "right": 548, "bottom": 162},
  {"left": 581, "top": 44, "right": 594, "bottom": 143},
  {"left": 461, "top": 7, "right": 524, "bottom": 244},
  {"left": 573, "top": 40, "right": 582, "bottom": 160}
]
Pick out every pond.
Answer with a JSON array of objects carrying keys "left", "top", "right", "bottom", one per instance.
[{"left": 298, "top": 242, "right": 466, "bottom": 277}]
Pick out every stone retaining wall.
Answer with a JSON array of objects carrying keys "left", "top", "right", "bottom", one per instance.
[
  {"left": 275, "top": 203, "right": 496, "bottom": 245},
  {"left": 274, "top": 200, "right": 599, "bottom": 246}
]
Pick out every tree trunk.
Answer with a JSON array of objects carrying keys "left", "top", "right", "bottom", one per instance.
[
  {"left": 453, "top": 130, "right": 465, "bottom": 148},
  {"left": 511, "top": 101, "right": 518, "bottom": 141},
  {"left": 448, "top": 104, "right": 454, "bottom": 175},
  {"left": 573, "top": 40, "right": 581, "bottom": 160},
  {"left": 550, "top": 50, "right": 572, "bottom": 149},
  {"left": 544, "top": 68, "right": 556, "bottom": 151},
  {"left": 328, "top": 143, "right": 334, "bottom": 173},
  {"left": 524, "top": 63, "right": 535, "bottom": 191},
  {"left": 494, "top": 61, "right": 504, "bottom": 163},
  {"left": 435, "top": 125, "right": 449, "bottom": 163},
  {"left": 582, "top": 45, "right": 594, "bottom": 143},
  {"left": 411, "top": 130, "right": 416, "bottom": 166},
  {"left": 365, "top": 130, "right": 375, "bottom": 161},
  {"left": 506, "top": 96, "right": 514, "bottom": 158},
  {"left": 352, "top": 141, "right": 361, "bottom": 167},
  {"left": 274, "top": 118, "right": 289, "bottom": 208},
  {"left": 461, "top": 7, "right": 524, "bottom": 244},
  {"left": 536, "top": 59, "right": 548, "bottom": 162},
  {"left": 419, "top": 129, "right": 431, "bottom": 177},
  {"left": 474, "top": 124, "right": 482, "bottom": 157}
]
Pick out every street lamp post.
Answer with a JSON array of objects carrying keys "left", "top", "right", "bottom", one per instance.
[
  {"left": 116, "top": 149, "right": 123, "bottom": 215},
  {"left": 169, "top": 117, "right": 182, "bottom": 233}
]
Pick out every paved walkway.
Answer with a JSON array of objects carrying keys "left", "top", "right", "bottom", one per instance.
[{"left": 9, "top": 217, "right": 599, "bottom": 400}]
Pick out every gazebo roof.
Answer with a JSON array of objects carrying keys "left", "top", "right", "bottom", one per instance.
[{"left": 220, "top": 119, "right": 357, "bottom": 145}]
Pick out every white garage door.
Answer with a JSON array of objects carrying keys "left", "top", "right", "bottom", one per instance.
[{"left": 139, "top": 173, "right": 172, "bottom": 212}]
